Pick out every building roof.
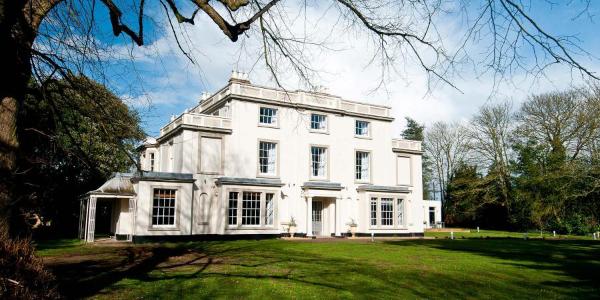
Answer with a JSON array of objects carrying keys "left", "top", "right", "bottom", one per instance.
[
  {"left": 89, "top": 173, "right": 135, "bottom": 196},
  {"left": 132, "top": 171, "right": 195, "bottom": 183},
  {"left": 190, "top": 79, "right": 394, "bottom": 122},
  {"left": 357, "top": 184, "right": 411, "bottom": 193},
  {"left": 302, "top": 181, "right": 344, "bottom": 191},
  {"left": 216, "top": 177, "right": 285, "bottom": 187}
]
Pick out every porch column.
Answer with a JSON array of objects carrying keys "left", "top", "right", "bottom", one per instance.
[
  {"left": 86, "top": 196, "right": 97, "bottom": 243},
  {"left": 334, "top": 197, "right": 341, "bottom": 237},
  {"left": 306, "top": 196, "right": 313, "bottom": 237}
]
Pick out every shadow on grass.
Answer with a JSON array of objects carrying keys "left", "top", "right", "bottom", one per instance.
[
  {"left": 34, "top": 239, "right": 82, "bottom": 251},
  {"left": 384, "top": 238, "right": 600, "bottom": 298},
  {"left": 46, "top": 242, "right": 255, "bottom": 298},
  {"left": 44, "top": 239, "right": 600, "bottom": 299}
]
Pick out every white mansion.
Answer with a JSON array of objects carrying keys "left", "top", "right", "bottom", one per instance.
[{"left": 79, "top": 73, "right": 432, "bottom": 242}]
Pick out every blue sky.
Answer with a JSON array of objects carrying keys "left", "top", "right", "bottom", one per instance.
[{"left": 77, "top": 0, "right": 600, "bottom": 137}]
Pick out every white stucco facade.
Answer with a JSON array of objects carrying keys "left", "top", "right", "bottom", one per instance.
[{"left": 80, "top": 74, "right": 426, "bottom": 242}]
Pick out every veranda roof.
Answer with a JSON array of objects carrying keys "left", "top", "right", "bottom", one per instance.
[{"left": 88, "top": 172, "right": 135, "bottom": 196}]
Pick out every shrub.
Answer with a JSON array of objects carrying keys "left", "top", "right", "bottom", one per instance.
[{"left": 0, "top": 230, "right": 59, "bottom": 299}]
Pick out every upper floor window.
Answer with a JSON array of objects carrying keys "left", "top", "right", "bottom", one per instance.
[
  {"left": 310, "top": 114, "right": 327, "bottom": 131},
  {"left": 152, "top": 189, "right": 176, "bottom": 227},
  {"left": 355, "top": 120, "right": 370, "bottom": 136},
  {"left": 259, "top": 107, "right": 278, "bottom": 126},
  {"left": 355, "top": 151, "right": 370, "bottom": 181},
  {"left": 258, "top": 141, "right": 277, "bottom": 176},
  {"left": 149, "top": 153, "right": 155, "bottom": 172},
  {"left": 311, "top": 146, "right": 327, "bottom": 178}
]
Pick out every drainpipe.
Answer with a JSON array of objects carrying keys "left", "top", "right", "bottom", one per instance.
[{"left": 190, "top": 182, "right": 195, "bottom": 236}]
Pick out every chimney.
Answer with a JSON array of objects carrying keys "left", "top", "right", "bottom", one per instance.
[
  {"left": 198, "top": 91, "right": 211, "bottom": 104},
  {"left": 228, "top": 70, "right": 251, "bottom": 84}
]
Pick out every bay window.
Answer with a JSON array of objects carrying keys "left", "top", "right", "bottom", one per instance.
[
  {"left": 227, "top": 190, "right": 276, "bottom": 228},
  {"left": 369, "top": 196, "right": 406, "bottom": 228}
]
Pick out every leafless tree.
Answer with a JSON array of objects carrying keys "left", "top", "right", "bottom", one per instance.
[
  {"left": 468, "top": 102, "right": 513, "bottom": 205},
  {"left": 425, "top": 121, "right": 471, "bottom": 203},
  {"left": 516, "top": 89, "right": 600, "bottom": 161}
]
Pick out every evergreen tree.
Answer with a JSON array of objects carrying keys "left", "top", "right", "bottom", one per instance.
[{"left": 402, "top": 117, "right": 432, "bottom": 200}]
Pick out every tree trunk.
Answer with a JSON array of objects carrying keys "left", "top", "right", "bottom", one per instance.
[{"left": 0, "top": 0, "right": 35, "bottom": 237}]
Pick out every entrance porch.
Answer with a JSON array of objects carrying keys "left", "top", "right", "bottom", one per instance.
[
  {"left": 79, "top": 173, "right": 136, "bottom": 243},
  {"left": 302, "top": 181, "right": 344, "bottom": 237}
]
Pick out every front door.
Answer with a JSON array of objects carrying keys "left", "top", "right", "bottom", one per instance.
[
  {"left": 95, "top": 200, "right": 113, "bottom": 238},
  {"left": 312, "top": 200, "right": 323, "bottom": 236},
  {"left": 429, "top": 207, "right": 436, "bottom": 226}
]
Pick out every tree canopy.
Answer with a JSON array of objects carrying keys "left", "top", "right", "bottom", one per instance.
[
  {"left": 16, "top": 75, "right": 144, "bottom": 236},
  {"left": 426, "top": 88, "right": 600, "bottom": 234}
]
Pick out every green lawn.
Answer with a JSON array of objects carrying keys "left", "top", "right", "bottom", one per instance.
[{"left": 37, "top": 232, "right": 600, "bottom": 299}]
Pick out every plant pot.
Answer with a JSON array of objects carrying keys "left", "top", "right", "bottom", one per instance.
[
  {"left": 350, "top": 225, "right": 357, "bottom": 238},
  {"left": 289, "top": 225, "right": 297, "bottom": 238}
]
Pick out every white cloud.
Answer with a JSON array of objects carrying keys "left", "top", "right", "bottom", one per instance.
[{"left": 109, "top": 1, "right": 598, "bottom": 136}]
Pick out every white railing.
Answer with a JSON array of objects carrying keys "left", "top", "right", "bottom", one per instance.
[
  {"left": 160, "top": 113, "right": 231, "bottom": 136},
  {"left": 198, "top": 83, "right": 391, "bottom": 118},
  {"left": 392, "top": 139, "right": 422, "bottom": 152}
]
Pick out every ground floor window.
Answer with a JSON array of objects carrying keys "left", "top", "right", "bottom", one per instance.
[
  {"left": 242, "top": 192, "right": 261, "bottom": 225},
  {"left": 380, "top": 198, "right": 393, "bottom": 226},
  {"left": 370, "top": 198, "right": 377, "bottom": 226},
  {"left": 265, "top": 193, "right": 274, "bottom": 225},
  {"left": 228, "top": 192, "right": 238, "bottom": 225},
  {"left": 152, "top": 189, "right": 176, "bottom": 227},
  {"left": 227, "top": 189, "right": 277, "bottom": 228},
  {"left": 369, "top": 196, "right": 406, "bottom": 228}
]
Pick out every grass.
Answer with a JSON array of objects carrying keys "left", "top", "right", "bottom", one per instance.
[
  {"left": 424, "top": 229, "right": 595, "bottom": 240},
  {"left": 37, "top": 231, "right": 600, "bottom": 299}
]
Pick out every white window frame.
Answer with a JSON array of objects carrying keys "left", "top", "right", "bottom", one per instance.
[
  {"left": 370, "top": 197, "right": 377, "bottom": 226},
  {"left": 265, "top": 193, "right": 274, "bottom": 226},
  {"left": 355, "top": 120, "right": 371, "bottom": 138},
  {"left": 257, "top": 140, "right": 279, "bottom": 178},
  {"left": 149, "top": 152, "right": 155, "bottom": 172},
  {"left": 258, "top": 106, "right": 278, "bottom": 127},
  {"left": 380, "top": 198, "right": 394, "bottom": 227},
  {"left": 226, "top": 188, "right": 278, "bottom": 229},
  {"left": 310, "top": 113, "right": 328, "bottom": 133},
  {"left": 228, "top": 191, "right": 239, "bottom": 226},
  {"left": 310, "top": 145, "right": 328, "bottom": 180},
  {"left": 241, "top": 191, "right": 261, "bottom": 226},
  {"left": 368, "top": 195, "right": 407, "bottom": 229},
  {"left": 355, "top": 150, "right": 371, "bottom": 183},
  {"left": 150, "top": 188, "right": 178, "bottom": 229}
]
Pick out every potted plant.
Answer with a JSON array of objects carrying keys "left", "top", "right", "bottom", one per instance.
[
  {"left": 347, "top": 218, "right": 358, "bottom": 238},
  {"left": 288, "top": 217, "right": 297, "bottom": 238}
]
